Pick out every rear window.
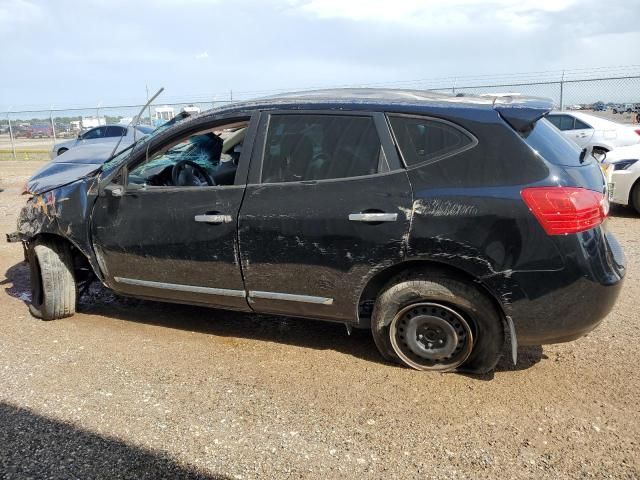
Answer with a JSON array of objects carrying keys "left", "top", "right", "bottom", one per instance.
[
  {"left": 522, "top": 118, "right": 586, "bottom": 166},
  {"left": 388, "top": 115, "right": 475, "bottom": 167}
]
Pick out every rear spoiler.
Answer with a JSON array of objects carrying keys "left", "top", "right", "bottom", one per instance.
[{"left": 492, "top": 96, "right": 554, "bottom": 133}]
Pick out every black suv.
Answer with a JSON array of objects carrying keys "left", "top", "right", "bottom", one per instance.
[{"left": 9, "top": 89, "right": 626, "bottom": 373}]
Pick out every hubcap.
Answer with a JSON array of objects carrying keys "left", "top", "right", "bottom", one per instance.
[{"left": 390, "top": 302, "right": 473, "bottom": 371}]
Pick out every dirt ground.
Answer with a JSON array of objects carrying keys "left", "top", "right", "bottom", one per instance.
[{"left": 0, "top": 160, "right": 638, "bottom": 479}]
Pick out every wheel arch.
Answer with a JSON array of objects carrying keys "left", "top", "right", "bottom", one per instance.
[
  {"left": 357, "top": 259, "right": 508, "bottom": 326},
  {"left": 629, "top": 175, "right": 640, "bottom": 211},
  {"left": 29, "top": 232, "right": 98, "bottom": 281},
  {"left": 590, "top": 143, "right": 611, "bottom": 153}
]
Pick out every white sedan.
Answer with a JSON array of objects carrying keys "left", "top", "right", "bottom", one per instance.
[
  {"left": 50, "top": 124, "right": 154, "bottom": 159},
  {"left": 602, "top": 144, "right": 640, "bottom": 214},
  {"left": 546, "top": 111, "right": 640, "bottom": 155}
]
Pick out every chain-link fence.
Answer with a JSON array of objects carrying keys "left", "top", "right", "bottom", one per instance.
[
  {"left": 0, "top": 100, "right": 234, "bottom": 161},
  {"left": 2, "top": 73, "right": 639, "bottom": 161}
]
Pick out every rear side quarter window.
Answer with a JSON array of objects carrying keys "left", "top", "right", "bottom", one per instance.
[
  {"left": 522, "top": 118, "right": 586, "bottom": 167},
  {"left": 388, "top": 115, "right": 476, "bottom": 167}
]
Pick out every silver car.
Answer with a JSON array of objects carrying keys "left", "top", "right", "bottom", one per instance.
[{"left": 50, "top": 124, "right": 154, "bottom": 158}]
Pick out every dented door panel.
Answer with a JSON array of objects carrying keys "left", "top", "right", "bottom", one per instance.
[{"left": 238, "top": 171, "right": 413, "bottom": 322}]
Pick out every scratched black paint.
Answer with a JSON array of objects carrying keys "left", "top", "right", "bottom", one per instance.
[{"left": 11, "top": 89, "right": 625, "bottom": 346}]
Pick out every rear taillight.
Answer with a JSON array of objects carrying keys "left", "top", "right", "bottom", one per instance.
[
  {"left": 634, "top": 129, "right": 640, "bottom": 136},
  {"left": 521, "top": 187, "right": 607, "bottom": 235}
]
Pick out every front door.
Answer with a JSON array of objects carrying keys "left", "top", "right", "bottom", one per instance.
[
  {"left": 91, "top": 114, "right": 257, "bottom": 310},
  {"left": 238, "top": 111, "right": 413, "bottom": 322}
]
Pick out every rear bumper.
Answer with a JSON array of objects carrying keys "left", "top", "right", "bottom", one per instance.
[
  {"left": 509, "top": 228, "right": 625, "bottom": 345},
  {"left": 608, "top": 169, "right": 639, "bottom": 206}
]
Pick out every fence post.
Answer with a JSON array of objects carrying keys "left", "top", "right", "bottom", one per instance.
[
  {"left": 7, "top": 113, "right": 16, "bottom": 161},
  {"left": 559, "top": 70, "right": 565, "bottom": 111},
  {"left": 50, "top": 108, "right": 57, "bottom": 145}
]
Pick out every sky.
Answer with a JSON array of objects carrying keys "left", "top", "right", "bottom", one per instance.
[{"left": 1, "top": 0, "right": 639, "bottom": 111}]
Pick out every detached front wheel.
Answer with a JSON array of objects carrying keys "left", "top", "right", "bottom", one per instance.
[
  {"left": 371, "top": 273, "right": 504, "bottom": 373},
  {"left": 28, "top": 238, "right": 76, "bottom": 320}
]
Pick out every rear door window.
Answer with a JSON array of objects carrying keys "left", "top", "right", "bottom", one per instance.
[
  {"left": 388, "top": 115, "right": 475, "bottom": 167},
  {"left": 547, "top": 114, "right": 575, "bottom": 131},
  {"left": 574, "top": 118, "right": 592, "bottom": 130},
  {"left": 261, "top": 114, "right": 383, "bottom": 183},
  {"left": 522, "top": 118, "right": 585, "bottom": 166},
  {"left": 82, "top": 127, "right": 105, "bottom": 139},
  {"left": 105, "top": 126, "right": 127, "bottom": 138}
]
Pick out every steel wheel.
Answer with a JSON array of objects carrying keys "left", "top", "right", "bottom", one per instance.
[{"left": 389, "top": 302, "right": 473, "bottom": 371}]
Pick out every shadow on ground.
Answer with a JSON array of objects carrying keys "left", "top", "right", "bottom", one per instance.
[
  {"left": 0, "top": 402, "right": 227, "bottom": 479},
  {"left": 610, "top": 204, "right": 639, "bottom": 219},
  {"left": 3, "top": 261, "right": 544, "bottom": 375}
]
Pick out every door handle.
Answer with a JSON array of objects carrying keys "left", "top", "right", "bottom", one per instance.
[
  {"left": 194, "top": 214, "right": 233, "bottom": 224},
  {"left": 349, "top": 212, "right": 398, "bottom": 222}
]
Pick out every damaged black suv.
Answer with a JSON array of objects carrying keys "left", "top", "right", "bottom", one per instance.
[{"left": 9, "top": 89, "right": 626, "bottom": 373}]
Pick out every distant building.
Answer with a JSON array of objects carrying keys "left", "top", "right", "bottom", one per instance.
[
  {"left": 81, "top": 117, "right": 106, "bottom": 129},
  {"left": 154, "top": 106, "right": 175, "bottom": 123}
]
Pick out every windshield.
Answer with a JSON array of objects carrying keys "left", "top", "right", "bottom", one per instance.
[
  {"left": 102, "top": 143, "right": 135, "bottom": 173},
  {"left": 102, "top": 112, "right": 193, "bottom": 171}
]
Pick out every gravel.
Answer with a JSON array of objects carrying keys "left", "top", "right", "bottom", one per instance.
[{"left": 0, "top": 160, "right": 638, "bottom": 479}]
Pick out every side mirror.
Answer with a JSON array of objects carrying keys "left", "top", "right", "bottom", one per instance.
[
  {"left": 78, "top": 133, "right": 83, "bottom": 140},
  {"left": 103, "top": 184, "right": 124, "bottom": 198}
]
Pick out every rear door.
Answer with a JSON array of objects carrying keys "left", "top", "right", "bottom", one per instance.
[
  {"left": 237, "top": 111, "right": 412, "bottom": 322},
  {"left": 569, "top": 116, "right": 595, "bottom": 147},
  {"left": 547, "top": 114, "right": 594, "bottom": 147}
]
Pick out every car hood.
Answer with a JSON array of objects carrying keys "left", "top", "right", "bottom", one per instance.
[{"left": 27, "top": 143, "right": 116, "bottom": 194}]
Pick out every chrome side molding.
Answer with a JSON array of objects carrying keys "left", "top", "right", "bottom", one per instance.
[
  {"left": 113, "top": 277, "right": 246, "bottom": 297},
  {"left": 112, "top": 277, "right": 334, "bottom": 306},
  {"left": 348, "top": 213, "right": 398, "bottom": 222},
  {"left": 249, "top": 290, "right": 334, "bottom": 305},
  {"left": 194, "top": 214, "right": 233, "bottom": 224}
]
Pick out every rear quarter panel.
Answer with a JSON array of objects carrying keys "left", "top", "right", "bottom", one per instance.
[{"left": 402, "top": 109, "right": 564, "bottom": 314}]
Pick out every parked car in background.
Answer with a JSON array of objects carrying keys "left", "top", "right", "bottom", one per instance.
[
  {"left": 50, "top": 124, "right": 154, "bottom": 158},
  {"left": 602, "top": 144, "right": 640, "bottom": 214},
  {"left": 546, "top": 111, "right": 640, "bottom": 155},
  {"left": 13, "top": 125, "right": 34, "bottom": 138},
  {"left": 612, "top": 104, "right": 635, "bottom": 114},
  {"left": 9, "top": 89, "right": 625, "bottom": 374},
  {"left": 31, "top": 123, "right": 53, "bottom": 138}
]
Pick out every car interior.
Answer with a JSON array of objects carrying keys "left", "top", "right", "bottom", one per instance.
[{"left": 127, "top": 121, "right": 248, "bottom": 188}]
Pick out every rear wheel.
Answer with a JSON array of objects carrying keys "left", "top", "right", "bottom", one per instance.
[
  {"left": 371, "top": 273, "right": 504, "bottom": 373},
  {"left": 28, "top": 238, "right": 76, "bottom": 320}
]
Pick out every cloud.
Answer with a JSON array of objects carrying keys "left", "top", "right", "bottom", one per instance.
[
  {"left": 0, "top": 0, "right": 43, "bottom": 31},
  {"left": 289, "top": 0, "right": 579, "bottom": 30},
  {"left": 1, "top": 0, "right": 639, "bottom": 110}
]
